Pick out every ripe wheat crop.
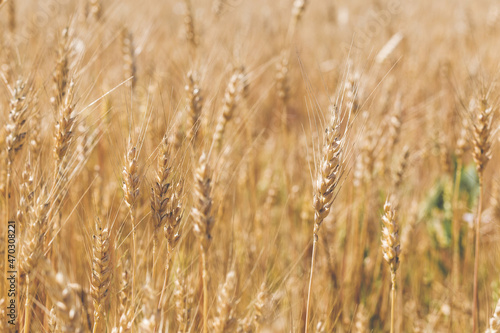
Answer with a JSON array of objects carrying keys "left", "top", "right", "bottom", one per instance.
[{"left": 1, "top": 0, "right": 500, "bottom": 332}]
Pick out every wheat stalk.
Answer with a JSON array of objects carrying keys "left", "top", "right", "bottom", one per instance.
[
  {"left": 472, "top": 98, "right": 493, "bottom": 333},
  {"left": 158, "top": 179, "right": 183, "bottom": 310},
  {"left": 151, "top": 135, "right": 172, "bottom": 282},
  {"left": 305, "top": 106, "right": 345, "bottom": 333},
  {"left": 192, "top": 153, "right": 214, "bottom": 333},
  {"left": 21, "top": 188, "right": 50, "bottom": 333},
  {"left": 122, "top": 141, "right": 140, "bottom": 329}
]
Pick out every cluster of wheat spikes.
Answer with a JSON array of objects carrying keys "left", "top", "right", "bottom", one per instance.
[{"left": 3, "top": 0, "right": 500, "bottom": 332}]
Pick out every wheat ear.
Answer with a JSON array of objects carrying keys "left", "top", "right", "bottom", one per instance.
[
  {"left": 174, "top": 267, "right": 195, "bottom": 333},
  {"left": 212, "top": 270, "right": 237, "bottom": 333},
  {"left": 213, "top": 73, "right": 239, "bottom": 150},
  {"left": 4, "top": 78, "right": 30, "bottom": 320},
  {"left": 122, "top": 141, "right": 140, "bottom": 328},
  {"left": 91, "top": 218, "right": 111, "bottom": 333},
  {"left": 381, "top": 200, "right": 401, "bottom": 333},
  {"left": 185, "top": 71, "right": 203, "bottom": 145},
  {"left": 305, "top": 107, "right": 344, "bottom": 333},
  {"left": 151, "top": 135, "right": 172, "bottom": 282},
  {"left": 192, "top": 153, "right": 214, "bottom": 333},
  {"left": 472, "top": 98, "right": 493, "bottom": 333},
  {"left": 21, "top": 189, "right": 50, "bottom": 333},
  {"left": 183, "top": 0, "right": 198, "bottom": 51},
  {"left": 121, "top": 27, "right": 137, "bottom": 90},
  {"left": 158, "top": 179, "right": 183, "bottom": 310},
  {"left": 52, "top": 28, "right": 70, "bottom": 108}
]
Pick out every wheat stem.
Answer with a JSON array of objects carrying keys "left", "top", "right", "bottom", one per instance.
[
  {"left": 201, "top": 245, "right": 208, "bottom": 333},
  {"left": 451, "top": 158, "right": 463, "bottom": 331},
  {"left": 305, "top": 231, "right": 318, "bottom": 333},
  {"left": 473, "top": 179, "right": 483, "bottom": 333},
  {"left": 390, "top": 272, "right": 396, "bottom": 333}
]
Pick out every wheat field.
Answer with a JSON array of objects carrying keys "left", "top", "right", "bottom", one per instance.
[{"left": 1, "top": 0, "right": 500, "bottom": 332}]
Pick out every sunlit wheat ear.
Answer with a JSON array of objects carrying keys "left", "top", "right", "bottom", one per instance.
[
  {"left": 275, "top": 50, "right": 289, "bottom": 105},
  {"left": 381, "top": 201, "right": 400, "bottom": 274},
  {"left": 5, "top": 77, "right": 30, "bottom": 241},
  {"left": 123, "top": 142, "right": 140, "bottom": 216},
  {"left": 54, "top": 80, "right": 76, "bottom": 180},
  {"left": 255, "top": 282, "right": 267, "bottom": 321},
  {"left": 20, "top": 188, "right": 50, "bottom": 278},
  {"left": 212, "top": 270, "right": 237, "bottom": 333},
  {"left": 122, "top": 140, "right": 140, "bottom": 321},
  {"left": 121, "top": 27, "right": 137, "bottom": 90},
  {"left": 16, "top": 162, "right": 35, "bottom": 233},
  {"left": 381, "top": 200, "right": 400, "bottom": 333},
  {"left": 183, "top": 0, "right": 198, "bottom": 49},
  {"left": 344, "top": 70, "right": 361, "bottom": 114},
  {"left": 213, "top": 73, "right": 239, "bottom": 150},
  {"left": 243, "top": 282, "right": 267, "bottom": 332},
  {"left": 29, "top": 99, "right": 42, "bottom": 159},
  {"left": 470, "top": 97, "right": 495, "bottom": 333},
  {"left": 236, "top": 65, "right": 250, "bottom": 101},
  {"left": 313, "top": 109, "right": 343, "bottom": 235},
  {"left": 306, "top": 106, "right": 345, "bottom": 333},
  {"left": 91, "top": 218, "right": 111, "bottom": 333},
  {"left": 174, "top": 267, "right": 195, "bottom": 333},
  {"left": 6, "top": 78, "right": 30, "bottom": 165},
  {"left": 193, "top": 153, "right": 214, "bottom": 249},
  {"left": 20, "top": 184, "right": 49, "bottom": 332},
  {"left": 115, "top": 261, "right": 134, "bottom": 333},
  {"left": 52, "top": 28, "right": 70, "bottom": 108},
  {"left": 472, "top": 98, "right": 493, "bottom": 178},
  {"left": 165, "top": 180, "right": 183, "bottom": 256},
  {"left": 158, "top": 179, "right": 183, "bottom": 310},
  {"left": 486, "top": 298, "right": 500, "bottom": 333},
  {"left": 185, "top": 71, "right": 203, "bottom": 144},
  {"left": 392, "top": 145, "right": 410, "bottom": 194},
  {"left": 192, "top": 153, "right": 214, "bottom": 333},
  {"left": 151, "top": 135, "right": 172, "bottom": 277}
]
